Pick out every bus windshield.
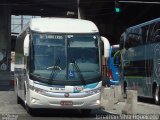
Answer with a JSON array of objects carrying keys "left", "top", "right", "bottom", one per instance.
[{"left": 30, "top": 32, "right": 100, "bottom": 84}]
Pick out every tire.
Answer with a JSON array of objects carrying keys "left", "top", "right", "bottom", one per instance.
[
  {"left": 123, "top": 82, "right": 127, "bottom": 98},
  {"left": 26, "top": 104, "right": 35, "bottom": 114},
  {"left": 81, "top": 109, "right": 91, "bottom": 116},
  {"left": 17, "top": 95, "right": 21, "bottom": 104},
  {"left": 154, "top": 86, "right": 160, "bottom": 105}
]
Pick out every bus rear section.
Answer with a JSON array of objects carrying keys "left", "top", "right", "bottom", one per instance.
[
  {"left": 107, "top": 45, "right": 120, "bottom": 86},
  {"left": 15, "top": 18, "right": 110, "bottom": 114}
]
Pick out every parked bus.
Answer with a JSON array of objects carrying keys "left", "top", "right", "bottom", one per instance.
[
  {"left": 107, "top": 45, "right": 120, "bottom": 86},
  {"left": 120, "top": 18, "right": 160, "bottom": 104},
  {"left": 14, "top": 18, "right": 110, "bottom": 114}
]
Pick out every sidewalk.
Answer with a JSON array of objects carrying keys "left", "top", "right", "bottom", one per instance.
[
  {"left": 106, "top": 100, "right": 160, "bottom": 115},
  {"left": 100, "top": 88, "right": 160, "bottom": 120}
]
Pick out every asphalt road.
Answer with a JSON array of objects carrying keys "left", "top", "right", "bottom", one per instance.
[
  {"left": 0, "top": 88, "right": 160, "bottom": 120},
  {"left": 0, "top": 91, "right": 117, "bottom": 120}
]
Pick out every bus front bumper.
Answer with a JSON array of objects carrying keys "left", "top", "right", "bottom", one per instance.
[{"left": 27, "top": 89, "right": 101, "bottom": 109}]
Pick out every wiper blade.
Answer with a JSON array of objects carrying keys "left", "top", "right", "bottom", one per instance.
[
  {"left": 49, "top": 57, "right": 60, "bottom": 83},
  {"left": 71, "top": 60, "right": 86, "bottom": 85},
  {"left": 67, "top": 40, "right": 85, "bottom": 85}
]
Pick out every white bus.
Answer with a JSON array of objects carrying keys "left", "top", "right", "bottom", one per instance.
[{"left": 15, "top": 18, "right": 110, "bottom": 114}]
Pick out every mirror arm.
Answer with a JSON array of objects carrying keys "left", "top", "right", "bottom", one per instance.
[{"left": 101, "top": 36, "right": 110, "bottom": 58}]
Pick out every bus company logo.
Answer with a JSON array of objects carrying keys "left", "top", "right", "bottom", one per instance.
[{"left": 64, "top": 93, "right": 69, "bottom": 98}]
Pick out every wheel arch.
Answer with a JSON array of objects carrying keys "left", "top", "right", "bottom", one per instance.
[{"left": 152, "top": 81, "right": 158, "bottom": 97}]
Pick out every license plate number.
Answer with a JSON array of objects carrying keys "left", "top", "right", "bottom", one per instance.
[{"left": 60, "top": 101, "right": 73, "bottom": 106}]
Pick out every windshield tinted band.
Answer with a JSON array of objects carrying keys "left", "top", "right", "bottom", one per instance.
[{"left": 30, "top": 73, "right": 101, "bottom": 86}]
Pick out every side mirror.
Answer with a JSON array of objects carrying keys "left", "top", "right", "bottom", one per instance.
[
  {"left": 23, "top": 34, "right": 30, "bottom": 56},
  {"left": 101, "top": 36, "right": 110, "bottom": 58}
]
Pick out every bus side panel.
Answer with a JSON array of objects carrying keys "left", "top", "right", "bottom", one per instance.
[
  {"left": 15, "top": 31, "right": 28, "bottom": 102},
  {"left": 120, "top": 20, "right": 160, "bottom": 98}
]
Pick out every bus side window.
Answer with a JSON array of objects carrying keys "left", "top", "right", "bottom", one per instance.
[
  {"left": 113, "top": 51, "right": 120, "bottom": 66},
  {"left": 120, "top": 33, "right": 125, "bottom": 50},
  {"left": 114, "top": 56, "right": 119, "bottom": 65}
]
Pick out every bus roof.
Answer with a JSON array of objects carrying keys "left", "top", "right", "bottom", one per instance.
[
  {"left": 29, "top": 17, "right": 99, "bottom": 33},
  {"left": 127, "top": 17, "right": 160, "bottom": 30}
]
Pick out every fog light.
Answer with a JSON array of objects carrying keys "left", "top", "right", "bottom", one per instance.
[
  {"left": 31, "top": 98, "right": 36, "bottom": 103},
  {"left": 96, "top": 100, "right": 100, "bottom": 104}
]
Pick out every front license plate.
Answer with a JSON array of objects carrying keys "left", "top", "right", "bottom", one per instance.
[{"left": 60, "top": 101, "right": 73, "bottom": 106}]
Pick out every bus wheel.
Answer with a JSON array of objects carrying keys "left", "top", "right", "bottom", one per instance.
[
  {"left": 17, "top": 95, "right": 21, "bottom": 104},
  {"left": 81, "top": 109, "right": 91, "bottom": 116},
  {"left": 26, "top": 104, "right": 35, "bottom": 114},
  {"left": 154, "top": 86, "right": 160, "bottom": 105},
  {"left": 123, "top": 81, "right": 127, "bottom": 98}
]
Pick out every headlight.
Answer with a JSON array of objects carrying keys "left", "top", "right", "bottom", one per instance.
[
  {"left": 29, "top": 85, "right": 48, "bottom": 94},
  {"left": 85, "top": 87, "right": 101, "bottom": 95}
]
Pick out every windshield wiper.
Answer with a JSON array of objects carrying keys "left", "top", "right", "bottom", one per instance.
[
  {"left": 49, "top": 57, "right": 61, "bottom": 84},
  {"left": 67, "top": 38, "right": 86, "bottom": 85},
  {"left": 71, "top": 59, "right": 86, "bottom": 85}
]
